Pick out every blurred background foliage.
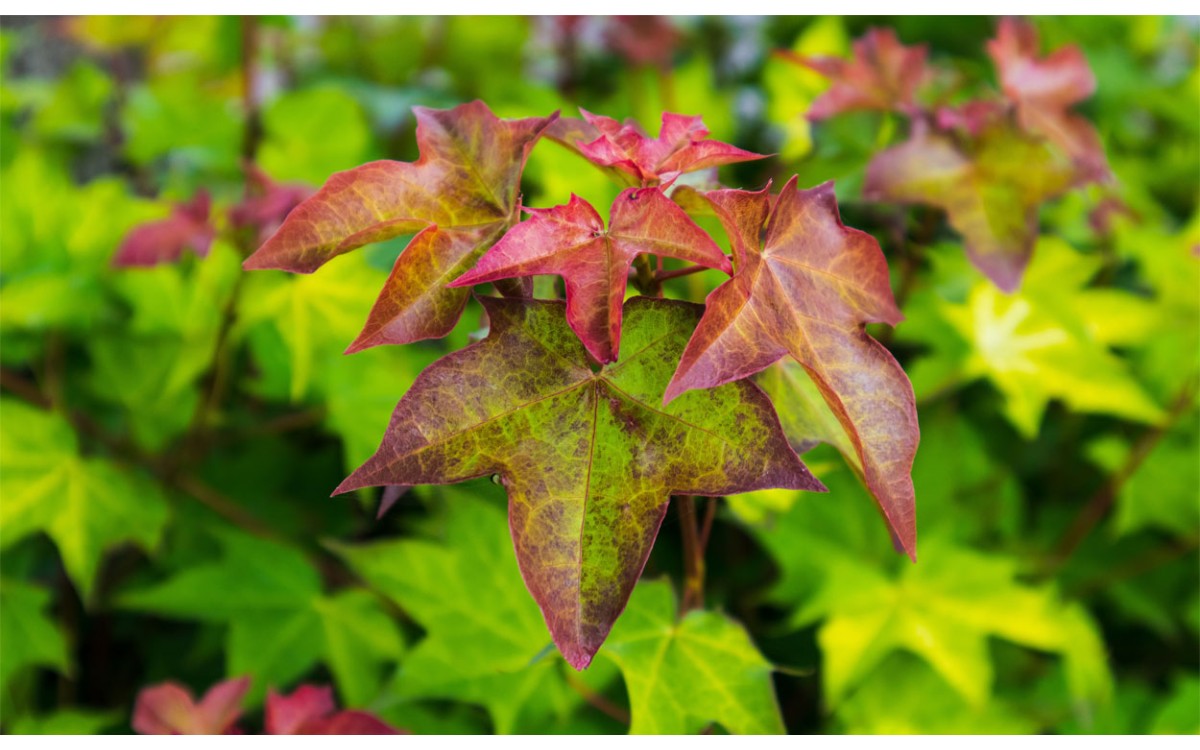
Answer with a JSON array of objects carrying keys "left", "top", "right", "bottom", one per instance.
[{"left": 0, "top": 15, "right": 1196, "bottom": 735}]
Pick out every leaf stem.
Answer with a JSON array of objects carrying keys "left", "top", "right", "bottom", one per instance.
[
  {"left": 633, "top": 254, "right": 662, "bottom": 297},
  {"left": 181, "top": 275, "right": 246, "bottom": 452},
  {"left": 677, "top": 495, "right": 706, "bottom": 613},
  {"left": 564, "top": 668, "right": 631, "bottom": 725},
  {"left": 655, "top": 264, "right": 715, "bottom": 283}
]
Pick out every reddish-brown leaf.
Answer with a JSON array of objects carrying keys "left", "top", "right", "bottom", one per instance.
[
  {"left": 451, "top": 188, "right": 730, "bottom": 363},
  {"left": 665, "top": 178, "right": 918, "bottom": 558},
  {"left": 549, "top": 109, "right": 766, "bottom": 186},
  {"left": 242, "top": 101, "right": 556, "bottom": 351},
  {"left": 265, "top": 684, "right": 400, "bottom": 735},
  {"left": 863, "top": 120, "right": 1076, "bottom": 291},
  {"left": 264, "top": 684, "right": 336, "bottom": 735},
  {"left": 229, "top": 164, "right": 313, "bottom": 249},
  {"left": 113, "top": 192, "right": 215, "bottom": 268},
  {"left": 987, "top": 17, "right": 1109, "bottom": 181},
  {"left": 605, "top": 16, "right": 681, "bottom": 69},
  {"left": 779, "top": 28, "right": 928, "bottom": 120},
  {"left": 336, "top": 297, "right": 822, "bottom": 669},
  {"left": 132, "top": 676, "right": 249, "bottom": 735}
]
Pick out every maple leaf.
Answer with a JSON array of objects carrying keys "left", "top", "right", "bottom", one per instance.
[
  {"left": 132, "top": 676, "right": 250, "bottom": 735},
  {"left": 987, "top": 17, "right": 1109, "bottom": 181},
  {"left": 548, "top": 109, "right": 765, "bottom": 186},
  {"left": 228, "top": 164, "right": 313, "bottom": 249},
  {"left": 778, "top": 27, "right": 928, "bottom": 120},
  {"left": 799, "top": 540, "right": 1113, "bottom": 710},
  {"left": 899, "top": 237, "right": 1165, "bottom": 438},
  {"left": 265, "top": 685, "right": 400, "bottom": 735},
  {"left": 837, "top": 657, "right": 1038, "bottom": 734},
  {"left": 863, "top": 121, "right": 1076, "bottom": 291},
  {"left": 450, "top": 188, "right": 731, "bottom": 363},
  {"left": 0, "top": 399, "right": 169, "bottom": 600},
  {"left": 604, "top": 16, "right": 681, "bottom": 69},
  {"left": 333, "top": 489, "right": 609, "bottom": 734},
  {"left": 664, "top": 178, "right": 918, "bottom": 558},
  {"left": 0, "top": 579, "right": 69, "bottom": 692},
  {"left": 242, "top": 101, "right": 556, "bottom": 352},
  {"left": 113, "top": 191, "right": 215, "bottom": 267},
  {"left": 604, "top": 579, "right": 786, "bottom": 734},
  {"left": 336, "top": 296, "right": 823, "bottom": 669},
  {"left": 118, "top": 527, "right": 403, "bottom": 707}
]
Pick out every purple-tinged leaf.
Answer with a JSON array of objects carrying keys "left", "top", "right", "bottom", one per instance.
[
  {"left": 451, "top": 188, "right": 730, "bottom": 363},
  {"left": 132, "top": 676, "right": 249, "bottom": 735},
  {"left": 243, "top": 101, "right": 557, "bottom": 351},
  {"left": 779, "top": 28, "right": 929, "bottom": 120},
  {"left": 336, "top": 297, "right": 823, "bottom": 669},
  {"left": 549, "top": 109, "right": 765, "bottom": 186},
  {"left": 987, "top": 17, "right": 1109, "bottom": 181},
  {"left": 665, "top": 178, "right": 918, "bottom": 559},
  {"left": 113, "top": 192, "right": 215, "bottom": 268}
]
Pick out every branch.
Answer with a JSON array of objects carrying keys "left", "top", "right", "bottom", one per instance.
[
  {"left": 1045, "top": 377, "right": 1198, "bottom": 571},
  {"left": 0, "top": 367, "right": 51, "bottom": 408}
]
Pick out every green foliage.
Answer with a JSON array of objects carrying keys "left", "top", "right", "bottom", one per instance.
[
  {"left": 0, "top": 580, "right": 69, "bottom": 693},
  {"left": 334, "top": 488, "right": 599, "bottom": 733},
  {"left": 1, "top": 15, "right": 1196, "bottom": 738},
  {"left": 118, "top": 527, "right": 403, "bottom": 708},
  {"left": 604, "top": 580, "right": 784, "bottom": 734},
  {"left": 0, "top": 400, "right": 170, "bottom": 599}
]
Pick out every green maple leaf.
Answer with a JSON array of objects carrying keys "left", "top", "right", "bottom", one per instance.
[
  {"left": 0, "top": 579, "right": 69, "bottom": 692},
  {"left": 0, "top": 399, "right": 169, "bottom": 600},
  {"left": 238, "top": 251, "right": 387, "bottom": 402},
  {"left": 117, "top": 527, "right": 402, "bottom": 708},
  {"left": 1149, "top": 675, "right": 1200, "bottom": 734},
  {"left": 89, "top": 241, "right": 242, "bottom": 451},
  {"left": 834, "top": 655, "right": 1037, "bottom": 734},
  {"left": 902, "top": 237, "right": 1164, "bottom": 438},
  {"left": 337, "top": 296, "right": 821, "bottom": 669},
  {"left": 336, "top": 488, "right": 786, "bottom": 735},
  {"left": 0, "top": 150, "right": 159, "bottom": 336},
  {"left": 603, "top": 579, "right": 785, "bottom": 735},
  {"left": 796, "top": 538, "right": 1112, "bottom": 711},
  {"left": 332, "top": 487, "right": 602, "bottom": 734}
]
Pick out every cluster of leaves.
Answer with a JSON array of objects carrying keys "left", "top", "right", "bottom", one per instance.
[
  {"left": 782, "top": 19, "right": 1110, "bottom": 291},
  {"left": 243, "top": 98, "right": 918, "bottom": 669},
  {"left": 1, "top": 15, "right": 1197, "bottom": 736},
  {"left": 133, "top": 677, "right": 399, "bottom": 734}
]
